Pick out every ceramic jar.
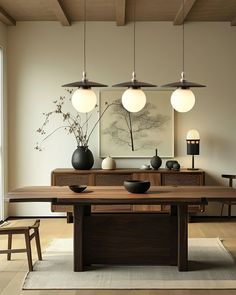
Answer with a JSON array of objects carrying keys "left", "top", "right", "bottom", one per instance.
[
  {"left": 101, "top": 156, "right": 116, "bottom": 170},
  {"left": 71, "top": 146, "right": 94, "bottom": 170}
]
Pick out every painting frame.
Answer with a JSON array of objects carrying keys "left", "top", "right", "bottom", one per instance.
[{"left": 99, "top": 89, "right": 174, "bottom": 158}]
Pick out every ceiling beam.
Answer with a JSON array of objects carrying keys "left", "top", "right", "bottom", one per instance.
[
  {"left": 115, "top": 0, "right": 126, "bottom": 26},
  {"left": 0, "top": 6, "right": 16, "bottom": 26},
  {"left": 231, "top": 16, "right": 236, "bottom": 26},
  {"left": 174, "top": 0, "right": 197, "bottom": 25},
  {"left": 51, "top": 0, "right": 70, "bottom": 26}
]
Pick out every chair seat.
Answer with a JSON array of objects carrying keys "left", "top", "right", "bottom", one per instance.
[
  {"left": 0, "top": 219, "right": 39, "bottom": 230},
  {"left": 0, "top": 219, "right": 42, "bottom": 271}
]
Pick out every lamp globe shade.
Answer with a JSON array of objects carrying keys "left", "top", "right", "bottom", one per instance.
[
  {"left": 186, "top": 129, "right": 200, "bottom": 140},
  {"left": 122, "top": 88, "right": 146, "bottom": 112},
  {"left": 170, "top": 88, "right": 195, "bottom": 112},
  {"left": 71, "top": 88, "right": 97, "bottom": 113}
]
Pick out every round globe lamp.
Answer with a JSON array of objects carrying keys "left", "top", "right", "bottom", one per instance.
[
  {"left": 122, "top": 88, "right": 146, "bottom": 113},
  {"left": 171, "top": 88, "right": 195, "bottom": 113},
  {"left": 71, "top": 88, "right": 97, "bottom": 113}
]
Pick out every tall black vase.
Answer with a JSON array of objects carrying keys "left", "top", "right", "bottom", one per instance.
[
  {"left": 150, "top": 148, "right": 162, "bottom": 170},
  {"left": 71, "top": 146, "right": 94, "bottom": 170}
]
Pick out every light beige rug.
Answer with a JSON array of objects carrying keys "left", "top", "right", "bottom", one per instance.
[{"left": 23, "top": 238, "right": 236, "bottom": 290}]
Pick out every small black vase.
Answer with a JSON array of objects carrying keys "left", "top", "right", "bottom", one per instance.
[
  {"left": 150, "top": 148, "right": 162, "bottom": 170},
  {"left": 166, "top": 160, "right": 179, "bottom": 170},
  {"left": 71, "top": 146, "right": 94, "bottom": 170}
]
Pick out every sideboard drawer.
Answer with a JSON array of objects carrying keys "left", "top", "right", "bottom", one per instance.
[
  {"left": 52, "top": 174, "right": 90, "bottom": 186},
  {"left": 95, "top": 174, "right": 132, "bottom": 185},
  {"left": 132, "top": 172, "right": 161, "bottom": 186},
  {"left": 162, "top": 173, "right": 202, "bottom": 186}
]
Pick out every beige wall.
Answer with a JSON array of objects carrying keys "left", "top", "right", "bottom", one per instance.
[
  {"left": 6, "top": 21, "right": 236, "bottom": 216},
  {"left": 0, "top": 22, "right": 8, "bottom": 219}
]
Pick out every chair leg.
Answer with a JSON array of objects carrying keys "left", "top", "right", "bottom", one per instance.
[
  {"left": 220, "top": 203, "right": 224, "bottom": 217},
  {"left": 24, "top": 231, "right": 33, "bottom": 271},
  {"left": 7, "top": 234, "right": 12, "bottom": 261},
  {"left": 34, "top": 228, "right": 42, "bottom": 261}
]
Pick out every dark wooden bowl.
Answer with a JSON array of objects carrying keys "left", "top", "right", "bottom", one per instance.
[
  {"left": 69, "top": 185, "right": 87, "bottom": 193},
  {"left": 124, "top": 180, "right": 150, "bottom": 194}
]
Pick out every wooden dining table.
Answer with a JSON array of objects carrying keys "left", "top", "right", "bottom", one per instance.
[{"left": 6, "top": 185, "right": 236, "bottom": 272}]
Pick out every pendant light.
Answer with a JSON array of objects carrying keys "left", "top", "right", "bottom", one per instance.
[
  {"left": 112, "top": 0, "right": 156, "bottom": 113},
  {"left": 161, "top": 0, "right": 205, "bottom": 113},
  {"left": 62, "top": 0, "right": 107, "bottom": 113}
]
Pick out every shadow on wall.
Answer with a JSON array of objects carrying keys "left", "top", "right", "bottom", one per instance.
[
  {"left": 205, "top": 173, "right": 221, "bottom": 186},
  {"left": 203, "top": 132, "right": 236, "bottom": 184}
]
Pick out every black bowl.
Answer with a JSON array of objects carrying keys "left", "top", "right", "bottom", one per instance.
[
  {"left": 69, "top": 185, "right": 87, "bottom": 193},
  {"left": 124, "top": 180, "right": 150, "bottom": 194}
]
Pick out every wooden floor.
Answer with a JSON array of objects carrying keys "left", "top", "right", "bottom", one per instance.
[{"left": 1, "top": 218, "right": 236, "bottom": 294}]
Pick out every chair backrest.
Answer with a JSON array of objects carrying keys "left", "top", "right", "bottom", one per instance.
[{"left": 221, "top": 174, "right": 236, "bottom": 187}]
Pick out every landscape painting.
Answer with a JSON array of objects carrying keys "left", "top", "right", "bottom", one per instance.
[{"left": 99, "top": 90, "right": 174, "bottom": 158}]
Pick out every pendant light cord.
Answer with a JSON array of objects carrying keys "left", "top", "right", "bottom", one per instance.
[
  {"left": 83, "top": 0, "right": 87, "bottom": 77},
  {"left": 133, "top": 0, "right": 136, "bottom": 76},
  {"left": 182, "top": 0, "right": 185, "bottom": 78}
]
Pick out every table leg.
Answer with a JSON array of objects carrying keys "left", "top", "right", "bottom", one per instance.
[
  {"left": 178, "top": 204, "right": 188, "bottom": 271},
  {"left": 73, "top": 204, "right": 84, "bottom": 272}
]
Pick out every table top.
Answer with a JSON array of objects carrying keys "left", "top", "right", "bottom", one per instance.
[{"left": 6, "top": 185, "right": 236, "bottom": 205}]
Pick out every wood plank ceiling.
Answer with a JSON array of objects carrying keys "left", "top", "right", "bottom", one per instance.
[{"left": 0, "top": 0, "right": 236, "bottom": 27}]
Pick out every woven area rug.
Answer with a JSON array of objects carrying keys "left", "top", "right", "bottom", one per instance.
[{"left": 23, "top": 238, "right": 236, "bottom": 290}]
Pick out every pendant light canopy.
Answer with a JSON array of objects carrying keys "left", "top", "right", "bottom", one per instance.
[
  {"left": 161, "top": 0, "right": 205, "bottom": 113},
  {"left": 62, "top": 0, "right": 107, "bottom": 113},
  {"left": 112, "top": 0, "right": 156, "bottom": 113}
]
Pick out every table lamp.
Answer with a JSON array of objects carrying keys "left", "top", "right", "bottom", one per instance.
[{"left": 186, "top": 129, "right": 200, "bottom": 170}]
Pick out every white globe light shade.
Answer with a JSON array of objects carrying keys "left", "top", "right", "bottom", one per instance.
[
  {"left": 122, "top": 88, "right": 146, "bottom": 112},
  {"left": 186, "top": 129, "right": 200, "bottom": 140},
  {"left": 71, "top": 88, "right": 97, "bottom": 113},
  {"left": 170, "top": 88, "right": 195, "bottom": 113}
]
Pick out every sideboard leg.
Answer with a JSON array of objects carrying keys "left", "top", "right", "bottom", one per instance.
[{"left": 178, "top": 204, "right": 188, "bottom": 271}]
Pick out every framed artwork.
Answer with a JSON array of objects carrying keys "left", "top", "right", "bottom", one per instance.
[{"left": 99, "top": 89, "right": 174, "bottom": 158}]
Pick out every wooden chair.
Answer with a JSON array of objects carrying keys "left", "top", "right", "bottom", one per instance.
[
  {"left": 220, "top": 174, "right": 236, "bottom": 217},
  {"left": 0, "top": 219, "right": 42, "bottom": 271}
]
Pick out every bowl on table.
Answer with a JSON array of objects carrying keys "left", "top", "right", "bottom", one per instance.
[
  {"left": 69, "top": 185, "right": 87, "bottom": 193},
  {"left": 123, "top": 180, "right": 150, "bottom": 194}
]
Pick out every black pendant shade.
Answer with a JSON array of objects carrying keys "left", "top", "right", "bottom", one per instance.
[
  {"left": 112, "top": 80, "right": 156, "bottom": 88},
  {"left": 62, "top": 80, "right": 107, "bottom": 88},
  {"left": 161, "top": 80, "right": 205, "bottom": 89}
]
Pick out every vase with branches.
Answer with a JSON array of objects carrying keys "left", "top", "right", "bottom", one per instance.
[{"left": 35, "top": 91, "right": 113, "bottom": 169}]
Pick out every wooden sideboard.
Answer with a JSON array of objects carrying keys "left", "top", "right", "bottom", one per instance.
[{"left": 51, "top": 168, "right": 205, "bottom": 220}]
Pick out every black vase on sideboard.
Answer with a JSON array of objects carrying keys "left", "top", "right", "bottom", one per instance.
[
  {"left": 150, "top": 148, "right": 162, "bottom": 170},
  {"left": 71, "top": 146, "right": 94, "bottom": 170}
]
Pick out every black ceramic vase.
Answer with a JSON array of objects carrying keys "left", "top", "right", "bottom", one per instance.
[
  {"left": 150, "top": 148, "right": 162, "bottom": 170},
  {"left": 71, "top": 146, "right": 94, "bottom": 170}
]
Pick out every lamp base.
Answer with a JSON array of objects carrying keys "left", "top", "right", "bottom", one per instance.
[{"left": 187, "top": 168, "right": 199, "bottom": 170}]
